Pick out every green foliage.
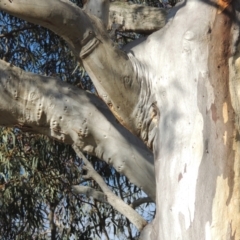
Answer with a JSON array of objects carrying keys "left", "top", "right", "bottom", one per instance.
[
  {"left": 0, "top": 129, "right": 78, "bottom": 239},
  {"left": 0, "top": 128, "right": 154, "bottom": 239}
]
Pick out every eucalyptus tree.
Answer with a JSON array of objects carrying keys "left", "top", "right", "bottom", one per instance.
[{"left": 0, "top": 0, "right": 239, "bottom": 239}]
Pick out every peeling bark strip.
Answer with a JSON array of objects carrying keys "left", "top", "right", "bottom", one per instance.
[
  {"left": 206, "top": 3, "right": 240, "bottom": 239},
  {"left": 149, "top": 0, "right": 240, "bottom": 239},
  {"left": 0, "top": 60, "right": 156, "bottom": 201}
]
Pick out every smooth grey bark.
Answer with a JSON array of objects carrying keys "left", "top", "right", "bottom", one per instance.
[
  {"left": 73, "top": 144, "right": 147, "bottom": 230},
  {"left": 83, "top": 0, "right": 109, "bottom": 27},
  {"left": 0, "top": 59, "right": 155, "bottom": 201}
]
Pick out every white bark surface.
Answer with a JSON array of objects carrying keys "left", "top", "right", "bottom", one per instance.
[
  {"left": 0, "top": 0, "right": 240, "bottom": 239},
  {"left": 0, "top": 60, "right": 155, "bottom": 200},
  {"left": 127, "top": 1, "right": 240, "bottom": 239},
  {"left": 0, "top": 0, "right": 158, "bottom": 146}
]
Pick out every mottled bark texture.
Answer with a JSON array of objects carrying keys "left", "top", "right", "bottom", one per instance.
[
  {"left": 0, "top": 0, "right": 240, "bottom": 239},
  {"left": 146, "top": 0, "right": 240, "bottom": 239}
]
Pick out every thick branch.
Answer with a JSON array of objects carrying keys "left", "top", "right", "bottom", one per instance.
[
  {"left": 83, "top": 0, "right": 109, "bottom": 27},
  {"left": 82, "top": 1, "right": 166, "bottom": 33},
  {"left": 72, "top": 144, "right": 147, "bottom": 231},
  {"left": 0, "top": 0, "right": 159, "bottom": 146},
  {"left": 0, "top": 0, "right": 93, "bottom": 55},
  {"left": 72, "top": 185, "right": 107, "bottom": 203},
  {"left": 109, "top": 2, "right": 167, "bottom": 33},
  {"left": 0, "top": 59, "right": 155, "bottom": 200}
]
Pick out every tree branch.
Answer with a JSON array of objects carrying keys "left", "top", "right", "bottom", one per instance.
[
  {"left": 83, "top": 1, "right": 167, "bottom": 33},
  {"left": 72, "top": 185, "right": 107, "bottom": 203},
  {"left": 109, "top": 2, "right": 167, "bottom": 33},
  {"left": 0, "top": 0, "right": 160, "bottom": 146},
  {"left": 72, "top": 144, "right": 148, "bottom": 231},
  {"left": 0, "top": 59, "right": 155, "bottom": 201},
  {"left": 83, "top": 0, "right": 110, "bottom": 27},
  {"left": 0, "top": 0, "right": 94, "bottom": 55},
  {"left": 130, "top": 197, "right": 153, "bottom": 209}
]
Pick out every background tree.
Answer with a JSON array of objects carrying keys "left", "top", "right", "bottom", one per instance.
[{"left": 0, "top": 0, "right": 240, "bottom": 239}]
